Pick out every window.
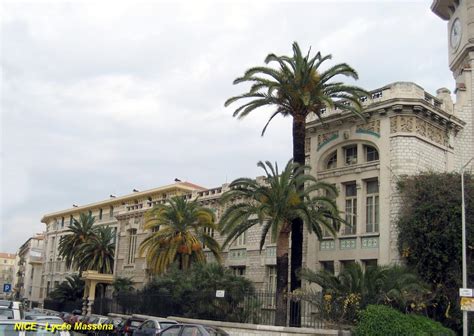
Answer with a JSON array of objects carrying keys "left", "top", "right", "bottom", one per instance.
[
  {"left": 182, "top": 327, "right": 202, "bottom": 336},
  {"left": 61, "top": 217, "right": 64, "bottom": 228},
  {"left": 320, "top": 261, "right": 335, "bottom": 275},
  {"left": 46, "top": 281, "right": 50, "bottom": 295},
  {"left": 99, "top": 208, "right": 103, "bottom": 220},
  {"left": 344, "top": 183, "right": 357, "bottom": 235},
  {"left": 127, "top": 229, "right": 137, "bottom": 264},
  {"left": 109, "top": 206, "right": 114, "bottom": 219},
  {"left": 56, "top": 258, "right": 61, "bottom": 272},
  {"left": 50, "top": 237, "right": 55, "bottom": 254},
  {"left": 54, "top": 281, "right": 59, "bottom": 289},
  {"left": 363, "top": 259, "right": 377, "bottom": 270},
  {"left": 326, "top": 151, "right": 337, "bottom": 169},
  {"left": 161, "top": 326, "right": 181, "bottom": 336},
  {"left": 69, "top": 215, "right": 73, "bottom": 226},
  {"left": 344, "top": 145, "right": 358, "bottom": 165},
  {"left": 365, "top": 146, "right": 379, "bottom": 162},
  {"left": 340, "top": 260, "right": 356, "bottom": 272},
  {"left": 366, "top": 180, "right": 379, "bottom": 233},
  {"left": 230, "top": 266, "right": 246, "bottom": 276},
  {"left": 233, "top": 232, "right": 246, "bottom": 247},
  {"left": 266, "top": 266, "right": 276, "bottom": 293}
]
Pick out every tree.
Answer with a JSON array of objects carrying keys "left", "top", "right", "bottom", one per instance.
[
  {"left": 397, "top": 172, "right": 474, "bottom": 332},
  {"left": 77, "top": 226, "right": 115, "bottom": 274},
  {"left": 48, "top": 275, "right": 85, "bottom": 303},
  {"left": 300, "top": 263, "right": 429, "bottom": 323},
  {"left": 113, "top": 277, "right": 135, "bottom": 296},
  {"left": 219, "top": 160, "right": 341, "bottom": 325},
  {"left": 225, "top": 41, "right": 368, "bottom": 295},
  {"left": 139, "top": 196, "right": 221, "bottom": 274},
  {"left": 58, "top": 213, "right": 98, "bottom": 272}
]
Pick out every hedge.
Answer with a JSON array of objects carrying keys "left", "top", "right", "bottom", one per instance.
[{"left": 354, "top": 305, "right": 455, "bottom": 336}]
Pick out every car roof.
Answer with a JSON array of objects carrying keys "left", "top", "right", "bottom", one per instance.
[{"left": 147, "top": 318, "right": 176, "bottom": 322}]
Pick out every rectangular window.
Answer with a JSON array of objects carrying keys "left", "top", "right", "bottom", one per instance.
[
  {"left": 320, "top": 261, "right": 335, "bottom": 275},
  {"left": 127, "top": 229, "right": 137, "bottom": 264},
  {"left": 69, "top": 215, "right": 73, "bottom": 226},
  {"left": 344, "top": 183, "right": 357, "bottom": 235},
  {"left": 230, "top": 266, "right": 246, "bottom": 277},
  {"left": 46, "top": 281, "right": 50, "bottom": 295},
  {"left": 88, "top": 210, "right": 92, "bottom": 217},
  {"left": 340, "top": 260, "right": 356, "bottom": 272},
  {"left": 50, "top": 237, "right": 55, "bottom": 254},
  {"left": 344, "top": 146, "right": 358, "bottom": 165},
  {"left": 99, "top": 208, "right": 103, "bottom": 220},
  {"left": 109, "top": 206, "right": 114, "bottom": 219},
  {"left": 363, "top": 259, "right": 378, "bottom": 270},
  {"left": 266, "top": 266, "right": 276, "bottom": 292},
  {"left": 61, "top": 217, "right": 64, "bottom": 228},
  {"left": 233, "top": 232, "right": 246, "bottom": 247},
  {"left": 366, "top": 180, "right": 379, "bottom": 233}
]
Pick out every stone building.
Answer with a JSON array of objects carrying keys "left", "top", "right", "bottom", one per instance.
[
  {"left": 0, "top": 253, "right": 16, "bottom": 299},
  {"left": 15, "top": 234, "right": 44, "bottom": 307}
]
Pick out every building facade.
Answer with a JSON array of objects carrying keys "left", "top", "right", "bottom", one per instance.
[
  {"left": 15, "top": 235, "right": 44, "bottom": 307},
  {"left": 0, "top": 253, "right": 16, "bottom": 299}
]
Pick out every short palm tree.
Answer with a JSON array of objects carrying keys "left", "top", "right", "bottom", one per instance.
[
  {"left": 219, "top": 160, "right": 342, "bottom": 326},
  {"left": 225, "top": 41, "right": 369, "bottom": 294},
  {"left": 112, "top": 277, "right": 135, "bottom": 296},
  {"left": 48, "top": 275, "right": 85, "bottom": 303},
  {"left": 77, "top": 226, "right": 115, "bottom": 274},
  {"left": 58, "top": 213, "right": 98, "bottom": 271},
  {"left": 139, "top": 197, "right": 222, "bottom": 274}
]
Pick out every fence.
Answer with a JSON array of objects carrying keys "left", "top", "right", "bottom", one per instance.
[
  {"left": 44, "top": 298, "right": 83, "bottom": 312},
  {"left": 92, "top": 291, "right": 325, "bottom": 328}
]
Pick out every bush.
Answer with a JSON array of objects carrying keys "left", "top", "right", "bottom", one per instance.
[{"left": 354, "top": 305, "right": 455, "bottom": 336}]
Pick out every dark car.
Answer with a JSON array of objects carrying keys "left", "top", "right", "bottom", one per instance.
[
  {"left": 158, "top": 324, "right": 229, "bottom": 336},
  {"left": 133, "top": 318, "right": 177, "bottom": 336},
  {"left": 119, "top": 316, "right": 147, "bottom": 336}
]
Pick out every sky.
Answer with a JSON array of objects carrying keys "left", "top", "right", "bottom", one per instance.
[{"left": 0, "top": 0, "right": 453, "bottom": 253}]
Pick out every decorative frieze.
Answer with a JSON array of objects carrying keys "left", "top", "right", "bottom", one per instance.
[
  {"left": 317, "top": 131, "right": 339, "bottom": 151},
  {"left": 340, "top": 238, "right": 356, "bottom": 250},
  {"left": 320, "top": 240, "right": 335, "bottom": 251},
  {"left": 390, "top": 116, "right": 448, "bottom": 146},
  {"left": 361, "top": 237, "right": 379, "bottom": 249},
  {"left": 356, "top": 120, "right": 380, "bottom": 137}
]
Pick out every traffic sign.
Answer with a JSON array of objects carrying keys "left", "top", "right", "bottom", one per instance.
[
  {"left": 216, "top": 290, "right": 225, "bottom": 298},
  {"left": 3, "top": 284, "right": 11, "bottom": 293},
  {"left": 459, "top": 288, "right": 473, "bottom": 297}
]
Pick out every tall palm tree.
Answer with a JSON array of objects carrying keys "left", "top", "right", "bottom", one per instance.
[
  {"left": 77, "top": 226, "right": 115, "bottom": 274},
  {"left": 225, "top": 42, "right": 368, "bottom": 293},
  {"left": 219, "top": 160, "right": 342, "bottom": 326},
  {"left": 58, "top": 213, "right": 98, "bottom": 271},
  {"left": 139, "top": 197, "right": 222, "bottom": 274}
]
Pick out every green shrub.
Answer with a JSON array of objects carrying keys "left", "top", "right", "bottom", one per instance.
[{"left": 354, "top": 305, "right": 455, "bottom": 336}]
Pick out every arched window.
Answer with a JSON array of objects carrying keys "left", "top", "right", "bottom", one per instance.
[
  {"left": 326, "top": 151, "right": 337, "bottom": 169},
  {"left": 365, "top": 145, "right": 379, "bottom": 162}
]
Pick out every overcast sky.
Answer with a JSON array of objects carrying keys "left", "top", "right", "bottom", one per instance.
[{"left": 0, "top": 0, "right": 452, "bottom": 252}]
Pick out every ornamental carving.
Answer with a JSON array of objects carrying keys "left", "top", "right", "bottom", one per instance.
[
  {"left": 317, "top": 131, "right": 339, "bottom": 146},
  {"left": 357, "top": 120, "right": 380, "bottom": 134},
  {"left": 390, "top": 116, "right": 448, "bottom": 146}
]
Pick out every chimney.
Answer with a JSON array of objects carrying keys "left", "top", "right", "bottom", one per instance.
[{"left": 436, "top": 87, "right": 454, "bottom": 115}]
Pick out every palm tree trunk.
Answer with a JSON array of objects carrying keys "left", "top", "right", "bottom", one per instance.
[
  {"left": 275, "top": 224, "right": 290, "bottom": 326},
  {"left": 290, "top": 114, "right": 306, "bottom": 327}
]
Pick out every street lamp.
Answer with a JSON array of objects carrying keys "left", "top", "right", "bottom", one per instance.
[{"left": 461, "top": 157, "right": 473, "bottom": 336}]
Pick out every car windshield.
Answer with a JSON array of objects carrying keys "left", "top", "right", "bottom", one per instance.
[
  {"left": 204, "top": 326, "right": 228, "bottom": 336},
  {"left": 130, "top": 320, "right": 142, "bottom": 327},
  {"left": 0, "top": 308, "right": 14, "bottom": 319}
]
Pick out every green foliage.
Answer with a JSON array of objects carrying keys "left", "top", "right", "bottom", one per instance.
[
  {"left": 48, "top": 275, "right": 85, "bottom": 303},
  {"left": 58, "top": 213, "right": 115, "bottom": 273},
  {"left": 397, "top": 172, "right": 473, "bottom": 331},
  {"left": 112, "top": 277, "right": 135, "bottom": 296},
  {"left": 354, "top": 305, "right": 455, "bottom": 336},
  {"left": 139, "top": 196, "right": 221, "bottom": 274},
  {"left": 300, "top": 263, "right": 429, "bottom": 324},
  {"left": 138, "top": 263, "right": 255, "bottom": 322}
]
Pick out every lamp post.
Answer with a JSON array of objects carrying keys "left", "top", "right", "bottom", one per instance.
[{"left": 461, "top": 157, "right": 473, "bottom": 336}]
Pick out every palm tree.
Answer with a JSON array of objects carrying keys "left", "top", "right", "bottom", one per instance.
[
  {"left": 48, "top": 275, "right": 85, "bottom": 303},
  {"left": 225, "top": 42, "right": 369, "bottom": 294},
  {"left": 112, "top": 277, "right": 135, "bottom": 296},
  {"left": 77, "top": 226, "right": 115, "bottom": 274},
  {"left": 58, "top": 213, "right": 98, "bottom": 271},
  {"left": 219, "top": 160, "right": 342, "bottom": 326},
  {"left": 299, "top": 263, "right": 429, "bottom": 318},
  {"left": 139, "top": 196, "right": 222, "bottom": 274}
]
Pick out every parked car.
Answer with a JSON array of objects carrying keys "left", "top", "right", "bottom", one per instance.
[
  {"left": 133, "top": 318, "right": 177, "bottom": 336},
  {"left": 119, "top": 316, "right": 146, "bottom": 336},
  {"left": 0, "top": 300, "right": 23, "bottom": 320},
  {"left": 26, "top": 314, "right": 65, "bottom": 324},
  {"left": 158, "top": 324, "right": 229, "bottom": 336}
]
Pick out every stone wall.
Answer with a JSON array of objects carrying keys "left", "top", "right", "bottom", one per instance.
[{"left": 167, "top": 316, "right": 351, "bottom": 336}]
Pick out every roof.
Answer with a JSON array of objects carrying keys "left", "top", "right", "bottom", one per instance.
[
  {"left": 0, "top": 253, "right": 16, "bottom": 259},
  {"left": 41, "top": 181, "right": 207, "bottom": 223}
]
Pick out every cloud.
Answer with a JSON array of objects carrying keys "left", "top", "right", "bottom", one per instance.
[{"left": 0, "top": 0, "right": 453, "bottom": 252}]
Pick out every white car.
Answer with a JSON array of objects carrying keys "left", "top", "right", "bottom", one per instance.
[
  {"left": 0, "top": 301, "right": 23, "bottom": 320},
  {"left": 0, "top": 320, "right": 71, "bottom": 335}
]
